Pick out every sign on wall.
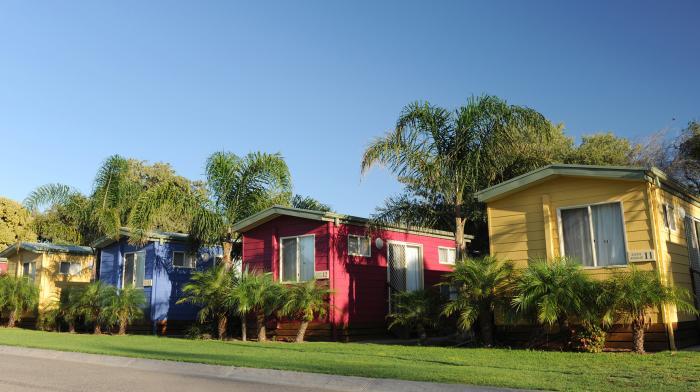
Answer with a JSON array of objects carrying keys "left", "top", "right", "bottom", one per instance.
[
  {"left": 143, "top": 279, "right": 153, "bottom": 287},
  {"left": 629, "top": 250, "right": 656, "bottom": 262},
  {"left": 314, "top": 270, "right": 329, "bottom": 279}
]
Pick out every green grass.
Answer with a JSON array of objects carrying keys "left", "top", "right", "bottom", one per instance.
[{"left": 0, "top": 329, "right": 697, "bottom": 391}]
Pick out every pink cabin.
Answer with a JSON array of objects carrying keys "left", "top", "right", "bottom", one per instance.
[{"left": 233, "top": 206, "right": 473, "bottom": 340}]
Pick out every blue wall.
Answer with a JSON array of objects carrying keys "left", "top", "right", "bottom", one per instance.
[{"left": 98, "top": 237, "right": 220, "bottom": 325}]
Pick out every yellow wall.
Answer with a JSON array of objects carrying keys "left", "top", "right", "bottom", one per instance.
[{"left": 5, "top": 250, "right": 94, "bottom": 311}]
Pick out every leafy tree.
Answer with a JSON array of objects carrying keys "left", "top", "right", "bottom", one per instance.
[
  {"left": 178, "top": 264, "right": 237, "bottom": 339},
  {"left": 601, "top": 268, "right": 698, "bottom": 354},
  {"left": 0, "top": 275, "right": 39, "bottom": 327},
  {"left": 232, "top": 271, "right": 282, "bottom": 342},
  {"left": 290, "top": 195, "right": 332, "bottom": 212},
  {"left": 361, "top": 96, "right": 554, "bottom": 256},
  {"left": 512, "top": 258, "right": 591, "bottom": 340},
  {"left": 130, "top": 152, "right": 291, "bottom": 267},
  {"left": 279, "top": 280, "right": 332, "bottom": 342},
  {"left": 565, "top": 133, "right": 640, "bottom": 166},
  {"left": 0, "top": 197, "right": 37, "bottom": 249},
  {"left": 79, "top": 281, "right": 116, "bottom": 334},
  {"left": 441, "top": 257, "right": 514, "bottom": 346},
  {"left": 106, "top": 286, "right": 146, "bottom": 335},
  {"left": 387, "top": 290, "right": 441, "bottom": 344}
]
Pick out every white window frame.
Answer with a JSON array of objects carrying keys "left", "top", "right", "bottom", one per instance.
[
  {"left": 556, "top": 200, "right": 629, "bottom": 268},
  {"left": 347, "top": 235, "right": 371, "bottom": 257},
  {"left": 663, "top": 203, "right": 678, "bottom": 232},
  {"left": 279, "top": 234, "right": 315, "bottom": 283},
  {"left": 58, "top": 261, "right": 81, "bottom": 275},
  {"left": 172, "top": 251, "right": 196, "bottom": 269},
  {"left": 438, "top": 246, "right": 457, "bottom": 265},
  {"left": 121, "top": 251, "right": 146, "bottom": 289}
]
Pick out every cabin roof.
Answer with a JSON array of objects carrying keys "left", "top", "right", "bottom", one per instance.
[
  {"left": 475, "top": 164, "right": 697, "bottom": 204},
  {"left": 0, "top": 242, "right": 94, "bottom": 257},
  {"left": 231, "top": 205, "right": 473, "bottom": 241},
  {"left": 91, "top": 227, "right": 190, "bottom": 248}
]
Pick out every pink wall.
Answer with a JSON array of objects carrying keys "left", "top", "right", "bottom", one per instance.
[{"left": 241, "top": 215, "right": 457, "bottom": 331}]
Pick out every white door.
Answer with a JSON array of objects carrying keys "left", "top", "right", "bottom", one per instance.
[
  {"left": 387, "top": 243, "right": 423, "bottom": 293},
  {"left": 405, "top": 245, "right": 422, "bottom": 292}
]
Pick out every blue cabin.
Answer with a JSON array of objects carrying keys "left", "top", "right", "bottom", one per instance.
[{"left": 93, "top": 228, "right": 222, "bottom": 334}]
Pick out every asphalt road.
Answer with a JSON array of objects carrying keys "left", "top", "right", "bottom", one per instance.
[{"left": 0, "top": 352, "right": 330, "bottom": 392}]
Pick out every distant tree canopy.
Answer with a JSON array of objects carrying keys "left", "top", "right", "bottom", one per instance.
[
  {"left": 564, "top": 132, "right": 641, "bottom": 166},
  {"left": 0, "top": 197, "right": 37, "bottom": 249}
]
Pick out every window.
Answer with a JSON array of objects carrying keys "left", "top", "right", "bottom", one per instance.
[
  {"left": 348, "top": 235, "right": 371, "bottom": 257},
  {"left": 280, "top": 235, "right": 315, "bottom": 282},
  {"left": 122, "top": 252, "right": 146, "bottom": 288},
  {"left": 59, "top": 262, "right": 81, "bottom": 275},
  {"left": 559, "top": 202, "right": 627, "bottom": 267},
  {"left": 663, "top": 203, "right": 677, "bottom": 231},
  {"left": 173, "top": 251, "right": 195, "bottom": 268},
  {"left": 438, "top": 247, "right": 457, "bottom": 265},
  {"left": 440, "top": 284, "right": 459, "bottom": 300},
  {"left": 22, "top": 262, "right": 36, "bottom": 281}
]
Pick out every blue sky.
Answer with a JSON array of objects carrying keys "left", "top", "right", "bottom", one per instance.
[{"left": 0, "top": 1, "right": 698, "bottom": 217}]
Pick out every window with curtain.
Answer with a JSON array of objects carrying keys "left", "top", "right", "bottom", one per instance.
[
  {"left": 663, "top": 203, "right": 677, "bottom": 231},
  {"left": 438, "top": 247, "right": 456, "bottom": 265},
  {"left": 122, "top": 252, "right": 146, "bottom": 288},
  {"left": 22, "top": 262, "right": 35, "bottom": 281},
  {"left": 280, "top": 235, "right": 315, "bottom": 282},
  {"left": 59, "top": 261, "right": 81, "bottom": 275},
  {"left": 348, "top": 235, "right": 371, "bottom": 257},
  {"left": 560, "top": 202, "right": 627, "bottom": 267}
]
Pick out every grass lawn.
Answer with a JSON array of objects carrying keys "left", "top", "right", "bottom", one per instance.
[{"left": 0, "top": 329, "right": 697, "bottom": 391}]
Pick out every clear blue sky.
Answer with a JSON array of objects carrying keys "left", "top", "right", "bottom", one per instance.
[{"left": 1, "top": 1, "right": 698, "bottom": 217}]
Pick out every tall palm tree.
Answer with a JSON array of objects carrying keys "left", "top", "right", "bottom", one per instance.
[
  {"left": 279, "top": 280, "right": 332, "bottom": 343},
  {"left": 106, "top": 286, "right": 146, "bottom": 335},
  {"left": 177, "top": 264, "right": 237, "bottom": 339},
  {"left": 512, "top": 258, "right": 591, "bottom": 339},
  {"left": 232, "top": 271, "right": 281, "bottom": 342},
  {"left": 79, "top": 281, "right": 116, "bottom": 334},
  {"left": 130, "top": 151, "right": 291, "bottom": 267},
  {"left": 386, "top": 290, "right": 441, "bottom": 344},
  {"left": 0, "top": 275, "right": 39, "bottom": 327},
  {"left": 290, "top": 195, "right": 332, "bottom": 212},
  {"left": 361, "top": 96, "right": 554, "bottom": 257},
  {"left": 441, "top": 257, "right": 514, "bottom": 346},
  {"left": 602, "top": 268, "right": 698, "bottom": 354}
]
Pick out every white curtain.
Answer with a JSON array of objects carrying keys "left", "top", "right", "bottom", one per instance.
[
  {"left": 299, "top": 236, "right": 315, "bottom": 281},
  {"left": 561, "top": 208, "right": 594, "bottom": 266},
  {"left": 591, "top": 203, "right": 626, "bottom": 266},
  {"left": 405, "top": 246, "right": 423, "bottom": 291},
  {"left": 281, "top": 238, "right": 297, "bottom": 282}
]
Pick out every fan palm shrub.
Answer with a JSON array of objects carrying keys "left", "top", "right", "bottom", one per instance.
[
  {"left": 41, "top": 286, "right": 84, "bottom": 332},
  {"left": 387, "top": 290, "right": 441, "bottom": 344},
  {"left": 232, "top": 271, "right": 281, "bottom": 342},
  {"left": 0, "top": 275, "right": 39, "bottom": 328},
  {"left": 441, "top": 257, "right": 514, "bottom": 346},
  {"left": 178, "top": 264, "right": 237, "bottom": 339},
  {"left": 279, "top": 280, "right": 332, "bottom": 343},
  {"left": 106, "top": 286, "right": 146, "bottom": 335},
  {"left": 512, "top": 257, "right": 591, "bottom": 341},
  {"left": 79, "top": 281, "right": 116, "bottom": 334},
  {"left": 601, "top": 268, "right": 698, "bottom": 354}
]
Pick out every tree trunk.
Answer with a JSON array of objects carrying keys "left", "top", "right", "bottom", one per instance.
[
  {"left": 68, "top": 322, "right": 76, "bottom": 334},
  {"left": 417, "top": 324, "right": 427, "bottom": 346},
  {"left": 256, "top": 312, "right": 267, "bottom": 342},
  {"left": 295, "top": 320, "right": 309, "bottom": 343},
  {"left": 558, "top": 317, "right": 571, "bottom": 347},
  {"left": 478, "top": 310, "right": 494, "bottom": 346},
  {"left": 7, "top": 312, "right": 16, "bottom": 328},
  {"left": 240, "top": 314, "right": 247, "bottom": 342},
  {"left": 94, "top": 324, "right": 102, "bottom": 335},
  {"left": 118, "top": 318, "right": 127, "bottom": 335},
  {"left": 632, "top": 317, "right": 646, "bottom": 354},
  {"left": 217, "top": 315, "right": 228, "bottom": 340},
  {"left": 222, "top": 231, "right": 233, "bottom": 268}
]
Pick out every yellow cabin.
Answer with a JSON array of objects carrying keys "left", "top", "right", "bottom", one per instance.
[
  {"left": 476, "top": 164, "right": 700, "bottom": 350},
  {"left": 0, "top": 242, "right": 95, "bottom": 314}
]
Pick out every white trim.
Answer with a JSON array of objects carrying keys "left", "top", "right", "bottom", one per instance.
[
  {"left": 347, "top": 234, "right": 371, "bottom": 257},
  {"left": 556, "top": 200, "right": 629, "bottom": 268},
  {"left": 437, "top": 246, "right": 457, "bottom": 265},
  {"left": 278, "top": 234, "right": 316, "bottom": 283},
  {"left": 172, "top": 251, "right": 195, "bottom": 269}
]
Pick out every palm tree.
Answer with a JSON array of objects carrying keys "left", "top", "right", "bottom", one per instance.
[
  {"left": 0, "top": 275, "right": 39, "bottom": 327},
  {"left": 386, "top": 290, "right": 440, "bottom": 344},
  {"left": 441, "top": 257, "right": 514, "bottom": 346},
  {"left": 279, "top": 280, "right": 332, "bottom": 343},
  {"left": 602, "top": 268, "right": 698, "bottom": 354},
  {"left": 130, "top": 151, "right": 291, "bottom": 267},
  {"left": 290, "top": 195, "right": 332, "bottom": 212},
  {"left": 79, "top": 281, "right": 116, "bottom": 334},
  {"left": 361, "top": 96, "right": 554, "bottom": 257},
  {"left": 106, "top": 286, "right": 146, "bottom": 335},
  {"left": 177, "top": 264, "right": 237, "bottom": 339},
  {"left": 512, "top": 258, "right": 591, "bottom": 340},
  {"left": 232, "top": 271, "right": 281, "bottom": 342},
  {"left": 45, "top": 286, "right": 84, "bottom": 333}
]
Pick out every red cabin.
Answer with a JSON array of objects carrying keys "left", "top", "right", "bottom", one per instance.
[{"left": 233, "top": 206, "right": 473, "bottom": 340}]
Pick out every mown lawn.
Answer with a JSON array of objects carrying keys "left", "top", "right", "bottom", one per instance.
[{"left": 0, "top": 329, "right": 696, "bottom": 391}]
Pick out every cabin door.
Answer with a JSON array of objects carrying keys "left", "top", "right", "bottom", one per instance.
[{"left": 387, "top": 242, "right": 423, "bottom": 310}]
